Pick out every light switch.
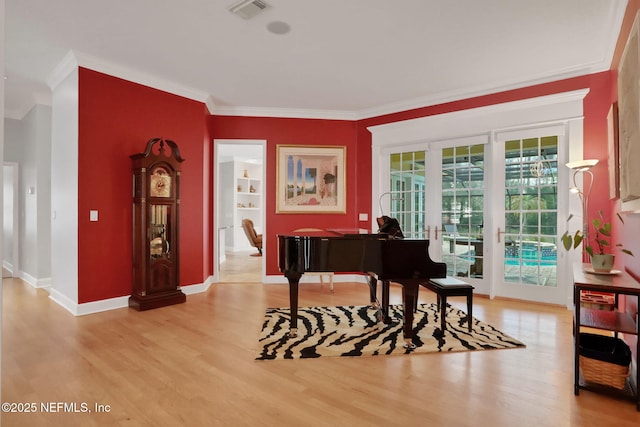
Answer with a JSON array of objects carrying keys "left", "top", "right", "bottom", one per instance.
[
  {"left": 359, "top": 213, "right": 368, "bottom": 221},
  {"left": 90, "top": 210, "right": 98, "bottom": 222}
]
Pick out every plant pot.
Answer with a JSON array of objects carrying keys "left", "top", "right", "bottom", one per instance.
[{"left": 591, "top": 254, "right": 615, "bottom": 273}]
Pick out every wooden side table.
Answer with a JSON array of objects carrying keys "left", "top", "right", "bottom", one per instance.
[{"left": 573, "top": 263, "right": 640, "bottom": 411}]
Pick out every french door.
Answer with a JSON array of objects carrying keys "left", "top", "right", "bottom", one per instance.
[
  {"left": 379, "top": 126, "right": 567, "bottom": 304},
  {"left": 492, "top": 127, "right": 564, "bottom": 304},
  {"left": 382, "top": 135, "right": 487, "bottom": 288}
]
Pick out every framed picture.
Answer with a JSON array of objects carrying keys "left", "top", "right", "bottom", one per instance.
[
  {"left": 276, "top": 145, "right": 346, "bottom": 213},
  {"left": 618, "top": 10, "right": 640, "bottom": 212},
  {"left": 607, "top": 102, "right": 620, "bottom": 200}
]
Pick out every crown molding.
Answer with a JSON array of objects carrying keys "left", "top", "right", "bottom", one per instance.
[
  {"left": 210, "top": 105, "right": 358, "bottom": 121},
  {"left": 28, "top": 52, "right": 611, "bottom": 123},
  {"left": 356, "top": 61, "right": 608, "bottom": 121},
  {"left": 208, "top": 59, "right": 608, "bottom": 122},
  {"left": 367, "top": 89, "right": 589, "bottom": 148},
  {"left": 5, "top": 91, "right": 52, "bottom": 120},
  {"left": 4, "top": 107, "right": 30, "bottom": 120},
  {"left": 46, "top": 50, "right": 209, "bottom": 103},
  {"left": 46, "top": 50, "right": 79, "bottom": 91}
]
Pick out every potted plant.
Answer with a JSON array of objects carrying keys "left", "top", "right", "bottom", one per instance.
[{"left": 561, "top": 210, "right": 633, "bottom": 272}]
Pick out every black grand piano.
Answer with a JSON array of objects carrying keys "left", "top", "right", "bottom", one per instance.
[{"left": 278, "top": 229, "right": 446, "bottom": 348}]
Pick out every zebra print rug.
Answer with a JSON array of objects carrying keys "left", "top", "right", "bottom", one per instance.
[{"left": 255, "top": 303, "right": 525, "bottom": 360}]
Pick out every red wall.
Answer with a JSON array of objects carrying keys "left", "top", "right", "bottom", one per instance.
[
  {"left": 209, "top": 73, "right": 617, "bottom": 278},
  {"left": 77, "top": 68, "right": 209, "bottom": 303},
  {"left": 73, "top": 40, "right": 633, "bottom": 304},
  {"left": 357, "top": 72, "right": 616, "bottom": 225},
  {"left": 74, "top": 68, "right": 619, "bottom": 301},
  {"left": 209, "top": 116, "right": 358, "bottom": 275},
  {"left": 614, "top": 1, "right": 640, "bottom": 281},
  {"left": 612, "top": 1, "right": 640, "bottom": 356}
]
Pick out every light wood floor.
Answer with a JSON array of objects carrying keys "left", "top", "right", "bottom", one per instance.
[
  {"left": 3, "top": 266, "right": 640, "bottom": 426},
  {"left": 218, "top": 250, "right": 262, "bottom": 283}
]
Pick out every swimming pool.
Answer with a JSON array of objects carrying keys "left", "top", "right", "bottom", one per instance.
[
  {"left": 504, "top": 243, "right": 557, "bottom": 267},
  {"left": 504, "top": 258, "right": 557, "bottom": 267}
]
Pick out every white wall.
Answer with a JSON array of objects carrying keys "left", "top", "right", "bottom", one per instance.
[
  {"left": 3, "top": 165, "right": 14, "bottom": 270},
  {"left": 49, "top": 68, "right": 79, "bottom": 309},
  {"left": 33, "top": 106, "right": 52, "bottom": 280},
  {"left": 3, "top": 106, "right": 52, "bottom": 286},
  {"left": 4, "top": 118, "right": 22, "bottom": 160},
  {"left": 1, "top": 0, "right": 6, "bottom": 405},
  {"left": 4, "top": 119, "right": 22, "bottom": 277},
  {"left": 20, "top": 105, "right": 52, "bottom": 285}
]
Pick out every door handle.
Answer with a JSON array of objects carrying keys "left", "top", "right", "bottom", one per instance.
[
  {"left": 425, "top": 225, "right": 431, "bottom": 239},
  {"left": 497, "top": 227, "right": 507, "bottom": 243}
]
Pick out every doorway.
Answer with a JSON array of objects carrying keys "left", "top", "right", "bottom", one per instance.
[
  {"left": 379, "top": 126, "right": 566, "bottom": 305},
  {"left": 214, "top": 140, "right": 266, "bottom": 283},
  {"left": 370, "top": 90, "right": 588, "bottom": 306},
  {"left": 492, "top": 127, "right": 565, "bottom": 304},
  {"left": 380, "top": 135, "right": 488, "bottom": 289},
  {"left": 3, "top": 162, "right": 19, "bottom": 279}
]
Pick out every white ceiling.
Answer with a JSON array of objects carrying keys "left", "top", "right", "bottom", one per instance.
[{"left": 4, "top": 0, "right": 627, "bottom": 120}]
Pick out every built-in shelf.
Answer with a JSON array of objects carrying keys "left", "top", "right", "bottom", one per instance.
[{"left": 233, "top": 164, "right": 263, "bottom": 251}]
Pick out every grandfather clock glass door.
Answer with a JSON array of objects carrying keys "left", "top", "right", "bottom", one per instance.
[
  {"left": 130, "top": 138, "right": 186, "bottom": 311},
  {"left": 149, "top": 203, "right": 173, "bottom": 289}
]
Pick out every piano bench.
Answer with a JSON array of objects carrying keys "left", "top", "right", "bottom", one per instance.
[{"left": 420, "top": 277, "right": 474, "bottom": 333}]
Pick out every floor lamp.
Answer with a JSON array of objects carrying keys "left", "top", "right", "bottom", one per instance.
[
  {"left": 378, "top": 191, "right": 403, "bottom": 217},
  {"left": 566, "top": 159, "right": 598, "bottom": 258}
]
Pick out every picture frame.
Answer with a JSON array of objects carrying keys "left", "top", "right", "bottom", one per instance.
[
  {"left": 276, "top": 145, "right": 346, "bottom": 213},
  {"left": 618, "top": 10, "right": 640, "bottom": 212},
  {"left": 607, "top": 102, "right": 620, "bottom": 200}
]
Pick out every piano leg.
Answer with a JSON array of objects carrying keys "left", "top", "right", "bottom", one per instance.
[
  {"left": 285, "top": 272, "right": 302, "bottom": 337},
  {"left": 400, "top": 281, "right": 419, "bottom": 349},
  {"left": 367, "top": 274, "right": 378, "bottom": 308},
  {"left": 381, "top": 280, "right": 391, "bottom": 324}
]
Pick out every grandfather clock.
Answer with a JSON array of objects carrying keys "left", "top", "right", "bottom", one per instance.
[{"left": 129, "top": 137, "right": 186, "bottom": 311}]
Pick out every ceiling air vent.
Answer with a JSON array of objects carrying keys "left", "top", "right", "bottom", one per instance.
[{"left": 229, "top": 0, "right": 270, "bottom": 20}]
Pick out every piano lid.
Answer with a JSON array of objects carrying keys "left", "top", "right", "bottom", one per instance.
[{"left": 278, "top": 228, "right": 371, "bottom": 238}]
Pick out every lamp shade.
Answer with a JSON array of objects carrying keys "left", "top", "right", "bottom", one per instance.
[{"left": 566, "top": 159, "right": 598, "bottom": 171}]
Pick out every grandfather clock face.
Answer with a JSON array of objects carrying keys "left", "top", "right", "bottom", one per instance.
[{"left": 150, "top": 166, "right": 171, "bottom": 198}]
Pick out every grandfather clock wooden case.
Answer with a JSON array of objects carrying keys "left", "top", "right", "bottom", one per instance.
[{"left": 129, "top": 138, "right": 186, "bottom": 311}]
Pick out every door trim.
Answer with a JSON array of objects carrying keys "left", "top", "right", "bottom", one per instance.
[
  {"left": 213, "top": 139, "right": 266, "bottom": 283},
  {"left": 369, "top": 90, "right": 588, "bottom": 307},
  {"left": 3, "top": 162, "right": 20, "bottom": 277}
]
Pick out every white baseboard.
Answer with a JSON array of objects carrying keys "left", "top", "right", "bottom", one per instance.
[
  {"left": 181, "top": 278, "right": 213, "bottom": 295},
  {"left": 48, "top": 288, "right": 128, "bottom": 316},
  {"left": 47, "top": 279, "right": 213, "bottom": 316},
  {"left": 2, "top": 260, "right": 14, "bottom": 273},
  {"left": 46, "top": 274, "right": 369, "bottom": 316},
  {"left": 20, "top": 272, "right": 52, "bottom": 289},
  {"left": 48, "top": 288, "right": 81, "bottom": 315},
  {"left": 76, "top": 296, "right": 130, "bottom": 316}
]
